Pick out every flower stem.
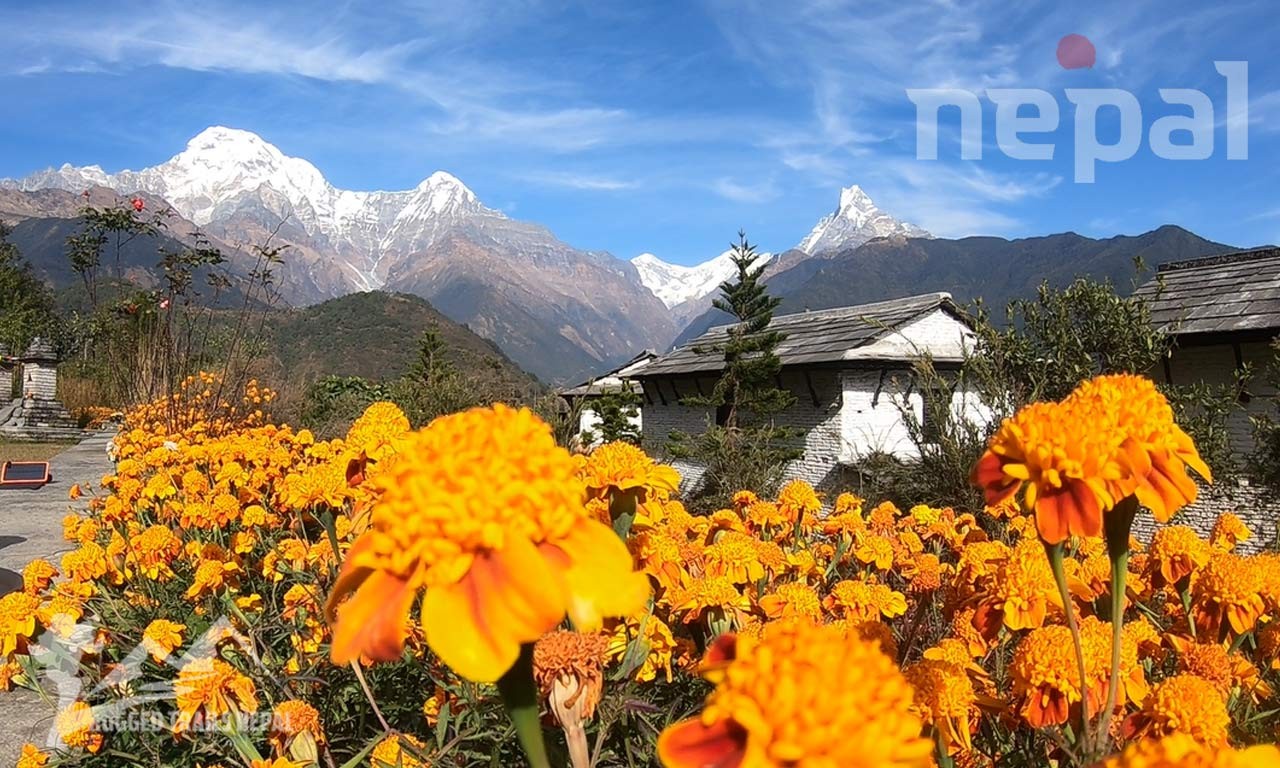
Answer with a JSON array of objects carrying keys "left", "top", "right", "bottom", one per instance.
[
  {"left": 1096, "top": 495, "right": 1137, "bottom": 756},
  {"left": 1045, "top": 540, "right": 1093, "bottom": 756},
  {"left": 498, "top": 644, "right": 552, "bottom": 768}
]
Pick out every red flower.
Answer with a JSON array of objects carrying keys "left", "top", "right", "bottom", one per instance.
[{"left": 131, "top": 197, "right": 145, "bottom": 212}]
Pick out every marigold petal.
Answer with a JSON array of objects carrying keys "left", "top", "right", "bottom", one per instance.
[
  {"left": 656, "top": 716, "right": 746, "bottom": 768},
  {"left": 422, "top": 537, "right": 566, "bottom": 683},
  {"left": 329, "top": 570, "right": 416, "bottom": 665},
  {"left": 541, "top": 519, "right": 650, "bottom": 632}
]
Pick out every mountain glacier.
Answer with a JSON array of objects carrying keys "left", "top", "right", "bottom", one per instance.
[
  {"left": 631, "top": 184, "right": 927, "bottom": 313},
  {"left": 2, "top": 126, "right": 675, "bottom": 383}
]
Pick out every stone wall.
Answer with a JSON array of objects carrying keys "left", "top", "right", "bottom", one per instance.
[{"left": 1132, "top": 479, "right": 1280, "bottom": 554}]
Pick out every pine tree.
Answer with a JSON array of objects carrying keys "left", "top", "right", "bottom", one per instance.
[
  {"left": 583, "top": 385, "right": 642, "bottom": 445},
  {"left": 671, "top": 231, "right": 799, "bottom": 505}
]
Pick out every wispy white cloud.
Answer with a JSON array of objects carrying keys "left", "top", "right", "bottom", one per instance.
[
  {"left": 711, "top": 176, "right": 779, "bottom": 203},
  {"left": 517, "top": 170, "right": 639, "bottom": 191}
]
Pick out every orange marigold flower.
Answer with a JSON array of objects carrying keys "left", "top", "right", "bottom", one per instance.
[
  {"left": 658, "top": 620, "right": 932, "bottom": 767},
  {"left": 54, "top": 701, "right": 102, "bottom": 753},
  {"left": 371, "top": 733, "right": 430, "bottom": 768},
  {"left": 776, "top": 479, "right": 821, "bottom": 531},
  {"left": 1100, "top": 733, "right": 1280, "bottom": 768},
  {"left": 21, "top": 559, "right": 58, "bottom": 595},
  {"left": 1191, "top": 552, "right": 1267, "bottom": 641},
  {"left": 581, "top": 441, "right": 680, "bottom": 503},
  {"left": 1011, "top": 623, "right": 1106, "bottom": 728},
  {"left": 269, "top": 700, "right": 325, "bottom": 754},
  {"left": 905, "top": 658, "right": 978, "bottom": 754},
  {"left": 1147, "top": 525, "right": 1212, "bottom": 588},
  {"left": 1210, "top": 513, "right": 1251, "bottom": 551},
  {"left": 15, "top": 744, "right": 49, "bottom": 768},
  {"left": 0, "top": 591, "right": 41, "bottom": 658},
  {"left": 702, "top": 531, "right": 766, "bottom": 585},
  {"left": 140, "top": 619, "right": 185, "bottom": 662},
  {"left": 534, "top": 630, "right": 610, "bottom": 723},
  {"left": 173, "top": 657, "right": 258, "bottom": 733},
  {"left": 1132, "top": 674, "right": 1229, "bottom": 746},
  {"left": 326, "top": 404, "right": 649, "bottom": 683},
  {"left": 758, "top": 581, "right": 822, "bottom": 620}
]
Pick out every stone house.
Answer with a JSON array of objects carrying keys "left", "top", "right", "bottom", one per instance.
[
  {"left": 633, "top": 292, "right": 990, "bottom": 492},
  {"left": 1133, "top": 247, "right": 1280, "bottom": 547},
  {"left": 560, "top": 351, "right": 656, "bottom": 446}
]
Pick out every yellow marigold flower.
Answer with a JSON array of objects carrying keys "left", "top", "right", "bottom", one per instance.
[
  {"left": 326, "top": 404, "right": 649, "bottom": 683},
  {"left": 1133, "top": 674, "right": 1230, "bottom": 746},
  {"left": 607, "top": 611, "right": 678, "bottom": 683},
  {"left": 371, "top": 733, "right": 429, "bottom": 768},
  {"left": 0, "top": 660, "right": 23, "bottom": 691},
  {"left": 744, "top": 500, "right": 787, "bottom": 532},
  {"left": 1210, "top": 513, "right": 1251, "bottom": 551},
  {"left": 533, "top": 630, "right": 610, "bottom": 721},
  {"left": 129, "top": 524, "right": 181, "bottom": 581},
  {"left": 581, "top": 441, "right": 680, "bottom": 503},
  {"left": 905, "top": 658, "right": 978, "bottom": 754},
  {"left": 184, "top": 559, "right": 241, "bottom": 601},
  {"left": 867, "top": 501, "right": 899, "bottom": 533},
  {"left": 173, "top": 657, "right": 258, "bottom": 733},
  {"left": 731, "top": 490, "right": 758, "bottom": 511},
  {"left": 0, "top": 591, "right": 41, "bottom": 658},
  {"left": 658, "top": 620, "right": 932, "bottom": 767},
  {"left": 758, "top": 582, "right": 822, "bottom": 620},
  {"left": 21, "top": 559, "right": 58, "bottom": 595},
  {"left": 250, "top": 758, "right": 308, "bottom": 768},
  {"left": 854, "top": 533, "right": 896, "bottom": 571},
  {"left": 345, "top": 401, "right": 410, "bottom": 462},
  {"left": 1148, "top": 525, "right": 1212, "bottom": 588},
  {"left": 55, "top": 700, "right": 102, "bottom": 753},
  {"left": 1192, "top": 552, "right": 1267, "bottom": 641},
  {"left": 269, "top": 700, "right": 325, "bottom": 753},
  {"left": 669, "top": 574, "right": 751, "bottom": 625},
  {"left": 833, "top": 491, "right": 863, "bottom": 517},
  {"left": 15, "top": 744, "right": 49, "bottom": 768},
  {"left": 140, "top": 619, "right": 185, "bottom": 662},
  {"left": 1100, "top": 734, "right": 1280, "bottom": 768}
]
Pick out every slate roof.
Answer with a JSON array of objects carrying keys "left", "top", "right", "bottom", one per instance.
[
  {"left": 1134, "top": 247, "right": 1280, "bottom": 336},
  {"left": 559, "top": 350, "right": 656, "bottom": 397},
  {"left": 638, "top": 292, "right": 960, "bottom": 377}
]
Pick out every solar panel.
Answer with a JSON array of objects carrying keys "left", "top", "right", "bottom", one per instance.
[{"left": 0, "top": 461, "right": 52, "bottom": 488}]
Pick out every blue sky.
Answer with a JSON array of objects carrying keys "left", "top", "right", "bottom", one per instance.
[{"left": 1, "top": 0, "right": 1278, "bottom": 265}]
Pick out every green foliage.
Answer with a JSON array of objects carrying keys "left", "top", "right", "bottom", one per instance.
[
  {"left": 582, "top": 386, "right": 642, "bottom": 445},
  {"left": 669, "top": 232, "right": 800, "bottom": 507},
  {"left": 0, "top": 222, "right": 58, "bottom": 354},
  {"left": 966, "top": 275, "right": 1172, "bottom": 411}
]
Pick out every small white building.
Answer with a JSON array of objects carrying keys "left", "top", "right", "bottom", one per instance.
[
  {"left": 634, "top": 293, "right": 989, "bottom": 492},
  {"left": 560, "top": 351, "right": 656, "bottom": 446}
]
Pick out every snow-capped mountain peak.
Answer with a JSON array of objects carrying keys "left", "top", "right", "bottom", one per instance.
[
  {"left": 797, "top": 184, "right": 928, "bottom": 255},
  {"left": 631, "top": 249, "right": 769, "bottom": 309}
]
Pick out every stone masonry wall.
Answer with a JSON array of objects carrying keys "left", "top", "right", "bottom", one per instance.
[{"left": 1133, "top": 479, "right": 1280, "bottom": 554}]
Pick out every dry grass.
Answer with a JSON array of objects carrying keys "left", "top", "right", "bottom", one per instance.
[{"left": 0, "top": 439, "right": 76, "bottom": 463}]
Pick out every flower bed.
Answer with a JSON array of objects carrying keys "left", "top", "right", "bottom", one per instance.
[{"left": 1, "top": 374, "right": 1278, "bottom": 767}]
